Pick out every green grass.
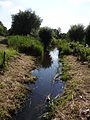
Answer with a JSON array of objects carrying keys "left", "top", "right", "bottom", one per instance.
[
  {"left": 0, "top": 49, "right": 17, "bottom": 68},
  {"left": 8, "top": 35, "right": 44, "bottom": 57}
]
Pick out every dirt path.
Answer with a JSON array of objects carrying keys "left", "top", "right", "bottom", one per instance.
[
  {"left": 0, "top": 38, "right": 36, "bottom": 119},
  {"left": 52, "top": 55, "right": 90, "bottom": 120}
]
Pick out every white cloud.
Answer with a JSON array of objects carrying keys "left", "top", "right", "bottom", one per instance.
[
  {"left": 9, "top": 6, "right": 24, "bottom": 14},
  {"left": 0, "top": 0, "right": 13, "bottom": 8},
  {"left": 68, "top": 0, "right": 90, "bottom": 5},
  {"left": 0, "top": 0, "right": 24, "bottom": 14}
]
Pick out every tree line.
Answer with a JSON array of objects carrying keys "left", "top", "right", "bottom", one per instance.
[
  {"left": 0, "top": 9, "right": 90, "bottom": 47},
  {"left": 0, "top": 21, "right": 7, "bottom": 36}
]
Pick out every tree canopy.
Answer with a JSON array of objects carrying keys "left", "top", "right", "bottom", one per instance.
[
  {"left": 85, "top": 24, "right": 90, "bottom": 46},
  {"left": 68, "top": 24, "right": 84, "bottom": 43},
  {"left": 11, "top": 9, "right": 42, "bottom": 35},
  {"left": 39, "top": 27, "right": 52, "bottom": 50},
  {"left": 0, "top": 21, "right": 7, "bottom": 36}
]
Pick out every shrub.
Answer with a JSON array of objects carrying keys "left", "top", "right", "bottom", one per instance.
[
  {"left": 58, "top": 39, "right": 90, "bottom": 63},
  {"left": 58, "top": 40, "right": 73, "bottom": 55}
]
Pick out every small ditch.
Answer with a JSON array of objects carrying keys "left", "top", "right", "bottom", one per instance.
[{"left": 15, "top": 48, "right": 65, "bottom": 120}]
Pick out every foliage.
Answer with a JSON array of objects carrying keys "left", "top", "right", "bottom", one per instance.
[
  {"left": 58, "top": 40, "right": 73, "bottom": 55},
  {"left": 0, "top": 21, "right": 7, "bottom": 36},
  {"left": 60, "top": 33, "right": 67, "bottom": 39},
  {"left": 10, "top": 9, "right": 42, "bottom": 35},
  {"left": 0, "top": 49, "right": 17, "bottom": 68},
  {"left": 8, "top": 35, "right": 44, "bottom": 56},
  {"left": 58, "top": 40, "right": 90, "bottom": 63},
  {"left": 50, "top": 37, "right": 58, "bottom": 47},
  {"left": 52, "top": 28, "right": 61, "bottom": 39},
  {"left": 70, "top": 42, "right": 90, "bottom": 61},
  {"left": 39, "top": 27, "right": 52, "bottom": 50},
  {"left": 68, "top": 24, "right": 85, "bottom": 43},
  {"left": 85, "top": 24, "right": 90, "bottom": 46}
]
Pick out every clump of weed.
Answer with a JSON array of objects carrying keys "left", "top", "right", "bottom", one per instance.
[
  {"left": 0, "top": 82, "right": 6, "bottom": 89},
  {"left": 0, "top": 49, "right": 17, "bottom": 69}
]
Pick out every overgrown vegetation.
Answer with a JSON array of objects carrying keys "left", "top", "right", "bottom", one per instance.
[
  {"left": 60, "top": 60, "right": 71, "bottom": 81},
  {"left": 8, "top": 35, "right": 44, "bottom": 56},
  {"left": 58, "top": 40, "right": 90, "bottom": 66},
  {"left": 0, "top": 49, "right": 17, "bottom": 69}
]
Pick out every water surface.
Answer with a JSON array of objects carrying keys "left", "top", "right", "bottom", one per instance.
[{"left": 16, "top": 48, "right": 65, "bottom": 120}]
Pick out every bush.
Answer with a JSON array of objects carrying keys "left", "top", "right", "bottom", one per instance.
[
  {"left": 58, "top": 40, "right": 73, "bottom": 55},
  {"left": 58, "top": 39, "right": 90, "bottom": 62},
  {"left": 8, "top": 35, "right": 44, "bottom": 56}
]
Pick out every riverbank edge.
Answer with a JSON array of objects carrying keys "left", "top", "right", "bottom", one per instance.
[
  {"left": 44, "top": 55, "right": 90, "bottom": 120},
  {"left": 0, "top": 53, "right": 37, "bottom": 120},
  {"left": 42, "top": 55, "right": 71, "bottom": 119}
]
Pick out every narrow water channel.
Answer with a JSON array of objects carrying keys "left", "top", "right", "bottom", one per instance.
[{"left": 15, "top": 48, "right": 65, "bottom": 120}]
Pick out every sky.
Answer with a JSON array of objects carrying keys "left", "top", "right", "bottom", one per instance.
[{"left": 0, "top": 0, "right": 90, "bottom": 33}]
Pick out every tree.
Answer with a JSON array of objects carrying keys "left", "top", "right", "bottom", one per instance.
[
  {"left": 60, "top": 33, "right": 67, "bottom": 39},
  {"left": 52, "top": 28, "right": 61, "bottom": 39},
  {"left": 11, "top": 9, "right": 42, "bottom": 35},
  {"left": 39, "top": 27, "right": 52, "bottom": 50},
  {"left": 68, "top": 24, "right": 85, "bottom": 43},
  {"left": 85, "top": 24, "right": 90, "bottom": 46},
  {"left": 0, "top": 21, "right": 7, "bottom": 36}
]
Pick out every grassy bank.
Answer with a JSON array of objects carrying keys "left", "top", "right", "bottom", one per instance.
[
  {"left": 0, "top": 49, "right": 17, "bottom": 69},
  {"left": 44, "top": 40, "right": 90, "bottom": 120},
  {"left": 0, "top": 37, "right": 37, "bottom": 119},
  {"left": 0, "top": 53, "right": 36, "bottom": 119},
  {"left": 8, "top": 35, "right": 44, "bottom": 57},
  {"left": 51, "top": 55, "right": 90, "bottom": 120}
]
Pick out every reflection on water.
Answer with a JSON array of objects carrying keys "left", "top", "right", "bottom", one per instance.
[
  {"left": 15, "top": 48, "right": 65, "bottom": 120},
  {"left": 39, "top": 51, "right": 52, "bottom": 68}
]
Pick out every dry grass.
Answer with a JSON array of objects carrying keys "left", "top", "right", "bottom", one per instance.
[{"left": 0, "top": 53, "right": 36, "bottom": 119}]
